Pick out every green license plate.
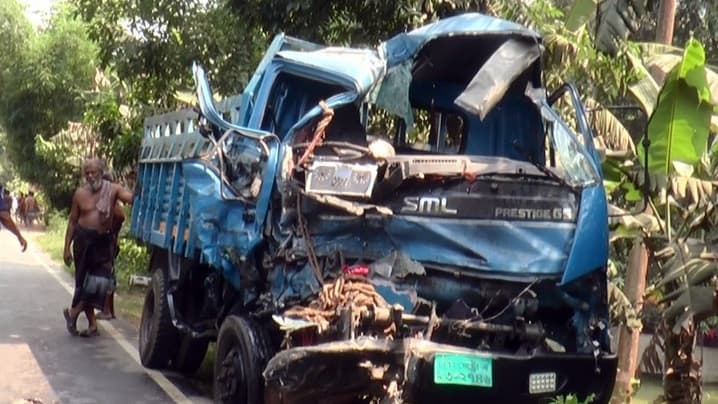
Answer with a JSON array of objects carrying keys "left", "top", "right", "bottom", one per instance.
[{"left": 433, "top": 352, "right": 493, "bottom": 387}]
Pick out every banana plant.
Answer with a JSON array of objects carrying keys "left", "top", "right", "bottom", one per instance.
[
  {"left": 637, "top": 40, "right": 715, "bottom": 404},
  {"left": 628, "top": 41, "right": 718, "bottom": 133},
  {"left": 592, "top": 37, "right": 716, "bottom": 403}
]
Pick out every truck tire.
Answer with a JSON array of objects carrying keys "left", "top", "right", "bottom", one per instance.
[
  {"left": 139, "top": 255, "right": 180, "bottom": 369},
  {"left": 214, "top": 315, "right": 272, "bottom": 404},
  {"left": 172, "top": 335, "right": 209, "bottom": 375}
]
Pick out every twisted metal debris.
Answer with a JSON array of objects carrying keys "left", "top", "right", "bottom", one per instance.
[{"left": 283, "top": 275, "right": 389, "bottom": 332}]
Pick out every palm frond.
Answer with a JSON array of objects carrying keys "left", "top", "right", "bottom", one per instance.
[
  {"left": 648, "top": 240, "right": 718, "bottom": 333},
  {"left": 669, "top": 176, "right": 716, "bottom": 212},
  {"left": 608, "top": 204, "right": 662, "bottom": 232},
  {"left": 584, "top": 98, "right": 636, "bottom": 155},
  {"left": 609, "top": 280, "right": 642, "bottom": 330}
]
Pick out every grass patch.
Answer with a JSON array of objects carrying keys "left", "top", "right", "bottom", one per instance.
[
  {"left": 36, "top": 212, "right": 71, "bottom": 268},
  {"left": 114, "top": 286, "right": 147, "bottom": 329}
]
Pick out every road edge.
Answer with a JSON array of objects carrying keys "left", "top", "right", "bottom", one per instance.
[{"left": 27, "top": 248, "right": 193, "bottom": 404}]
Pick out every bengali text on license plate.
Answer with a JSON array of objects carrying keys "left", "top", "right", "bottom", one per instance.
[
  {"left": 433, "top": 352, "right": 493, "bottom": 387},
  {"left": 305, "top": 162, "right": 377, "bottom": 197}
]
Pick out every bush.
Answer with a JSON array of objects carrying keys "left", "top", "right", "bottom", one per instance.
[
  {"left": 38, "top": 210, "right": 70, "bottom": 266},
  {"left": 114, "top": 237, "right": 148, "bottom": 285},
  {"left": 551, "top": 394, "right": 595, "bottom": 404}
]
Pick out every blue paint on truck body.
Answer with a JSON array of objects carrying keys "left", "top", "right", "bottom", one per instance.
[
  {"left": 131, "top": 11, "right": 609, "bottom": 297},
  {"left": 130, "top": 12, "right": 616, "bottom": 402}
]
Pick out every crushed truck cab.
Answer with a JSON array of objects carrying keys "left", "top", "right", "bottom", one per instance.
[{"left": 130, "top": 12, "right": 617, "bottom": 404}]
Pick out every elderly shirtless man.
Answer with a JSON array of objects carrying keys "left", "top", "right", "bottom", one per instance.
[{"left": 63, "top": 159, "right": 133, "bottom": 337}]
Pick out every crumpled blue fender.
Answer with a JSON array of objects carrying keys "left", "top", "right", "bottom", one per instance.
[
  {"left": 561, "top": 185, "right": 609, "bottom": 284},
  {"left": 182, "top": 161, "right": 252, "bottom": 289}
]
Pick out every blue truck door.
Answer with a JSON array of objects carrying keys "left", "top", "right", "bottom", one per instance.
[
  {"left": 183, "top": 64, "right": 282, "bottom": 279},
  {"left": 544, "top": 83, "right": 609, "bottom": 284}
]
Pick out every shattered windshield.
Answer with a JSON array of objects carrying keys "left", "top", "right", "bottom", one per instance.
[
  {"left": 543, "top": 105, "right": 600, "bottom": 187},
  {"left": 364, "top": 102, "right": 600, "bottom": 188}
]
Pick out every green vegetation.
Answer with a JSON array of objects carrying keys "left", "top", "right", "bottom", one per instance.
[
  {"left": 35, "top": 211, "right": 69, "bottom": 264},
  {"left": 3, "top": 0, "right": 718, "bottom": 402},
  {"left": 551, "top": 393, "right": 595, "bottom": 404}
]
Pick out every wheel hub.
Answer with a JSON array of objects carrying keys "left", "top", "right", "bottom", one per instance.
[{"left": 217, "top": 348, "right": 243, "bottom": 401}]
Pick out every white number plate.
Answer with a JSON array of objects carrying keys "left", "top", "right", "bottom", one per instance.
[{"left": 305, "top": 161, "right": 377, "bottom": 198}]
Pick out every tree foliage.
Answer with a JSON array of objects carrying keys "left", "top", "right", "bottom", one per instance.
[
  {"left": 0, "top": 2, "right": 98, "bottom": 207},
  {"left": 73, "top": 0, "right": 268, "bottom": 107},
  {"left": 228, "top": 0, "right": 488, "bottom": 45}
]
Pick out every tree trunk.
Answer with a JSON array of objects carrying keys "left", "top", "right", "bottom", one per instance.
[
  {"left": 650, "top": 0, "right": 677, "bottom": 82},
  {"left": 611, "top": 239, "right": 649, "bottom": 404},
  {"left": 654, "top": 0, "right": 676, "bottom": 45}
]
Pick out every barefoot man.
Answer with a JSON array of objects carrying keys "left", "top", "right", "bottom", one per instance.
[{"left": 63, "top": 159, "right": 133, "bottom": 337}]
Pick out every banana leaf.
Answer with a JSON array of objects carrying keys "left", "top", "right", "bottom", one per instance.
[{"left": 638, "top": 40, "right": 714, "bottom": 175}]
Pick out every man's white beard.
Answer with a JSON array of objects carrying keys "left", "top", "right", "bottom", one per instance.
[{"left": 89, "top": 178, "right": 103, "bottom": 192}]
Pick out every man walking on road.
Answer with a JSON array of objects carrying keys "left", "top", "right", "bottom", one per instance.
[
  {"left": 0, "top": 184, "right": 27, "bottom": 252},
  {"left": 63, "top": 159, "right": 133, "bottom": 337},
  {"left": 23, "top": 191, "right": 40, "bottom": 227}
]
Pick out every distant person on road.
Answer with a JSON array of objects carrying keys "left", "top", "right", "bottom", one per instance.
[
  {"left": 23, "top": 191, "right": 40, "bottom": 227},
  {"left": 63, "top": 159, "right": 133, "bottom": 337},
  {"left": 11, "top": 192, "right": 19, "bottom": 218},
  {"left": 96, "top": 171, "right": 126, "bottom": 321},
  {"left": 16, "top": 192, "right": 25, "bottom": 224},
  {"left": 0, "top": 185, "right": 27, "bottom": 252}
]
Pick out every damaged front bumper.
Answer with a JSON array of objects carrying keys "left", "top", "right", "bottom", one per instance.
[{"left": 263, "top": 338, "right": 617, "bottom": 404}]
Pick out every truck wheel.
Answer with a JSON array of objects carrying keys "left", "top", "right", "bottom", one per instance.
[
  {"left": 214, "top": 315, "right": 272, "bottom": 404},
  {"left": 139, "top": 256, "right": 179, "bottom": 369},
  {"left": 172, "top": 335, "right": 209, "bottom": 375}
]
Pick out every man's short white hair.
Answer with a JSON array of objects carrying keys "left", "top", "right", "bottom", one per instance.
[{"left": 83, "top": 158, "right": 105, "bottom": 173}]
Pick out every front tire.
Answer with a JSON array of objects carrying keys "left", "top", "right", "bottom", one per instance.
[
  {"left": 139, "top": 249, "right": 179, "bottom": 368},
  {"left": 214, "top": 315, "right": 272, "bottom": 404}
]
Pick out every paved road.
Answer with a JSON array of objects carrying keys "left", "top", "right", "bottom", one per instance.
[{"left": 0, "top": 229, "right": 212, "bottom": 404}]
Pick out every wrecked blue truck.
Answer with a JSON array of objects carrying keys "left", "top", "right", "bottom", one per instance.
[{"left": 130, "top": 12, "right": 617, "bottom": 404}]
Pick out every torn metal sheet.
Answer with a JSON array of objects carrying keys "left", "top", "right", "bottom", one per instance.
[
  {"left": 454, "top": 38, "right": 542, "bottom": 120},
  {"left": 183, "top": 161, "right": 253, "bottom": 289},
  {"left": 269, "top": 262, "right": 322, "bottom": 307},
  {"left": 370, "top": 251, "right": 426, "bottom": 279},
  {"left": 301, "top": 192, "right": 393, "bottom": 216},
  {"left": 272, "top": 315, "right": 318, "bottom": 332},
  {"left": 381, "top": 13, "right": 540, "bottom": 68},
  {"left": 276, "top": 47, "right": 385, "bottom": 94}
]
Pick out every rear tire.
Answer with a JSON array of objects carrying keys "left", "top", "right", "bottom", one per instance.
[
  {"left": 172, "top": 335, "right": 209, "bottom": 375},
  {"left": 139, "top": 249, "right": 179, "bottom": 368},
  {"left": 214, "top": 315, "right": 272, "bottom": 404}
]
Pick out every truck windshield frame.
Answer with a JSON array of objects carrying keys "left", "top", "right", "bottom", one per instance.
[
  {"left": 543, "top": 103, "right": 601, "bottom": 188},
  {"left": 368, "top": 102, "right": 600, "bottom": 189}
]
